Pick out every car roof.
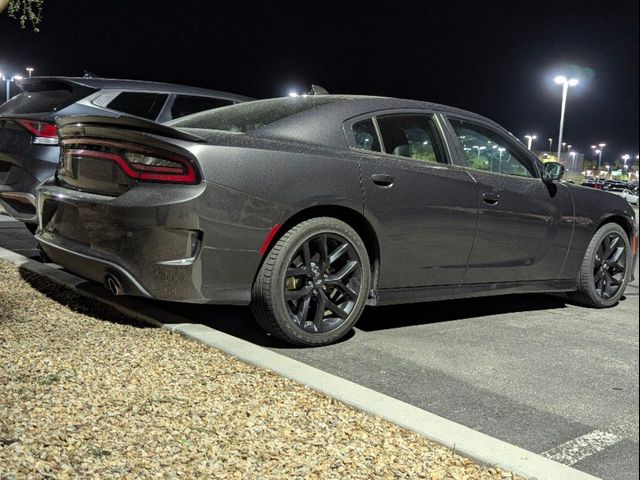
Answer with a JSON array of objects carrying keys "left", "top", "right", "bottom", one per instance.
[
  {"left": 248, "top": 95, "right": 510, "bottom": 146},
  {"left": 18, "top": 76, "right": 254, "bottom": 102}
]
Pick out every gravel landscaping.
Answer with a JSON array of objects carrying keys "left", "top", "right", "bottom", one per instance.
[{"left": 0, "top": 259, "right": 517, "bottom": 479}]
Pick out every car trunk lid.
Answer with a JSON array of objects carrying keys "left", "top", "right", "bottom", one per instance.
[{"left": 55, "top": 115, "right": 205, "bottom": 196}]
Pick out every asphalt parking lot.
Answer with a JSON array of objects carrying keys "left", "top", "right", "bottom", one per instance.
[{"left": 1, "top": 213, "right": 638, "bottom": 480}]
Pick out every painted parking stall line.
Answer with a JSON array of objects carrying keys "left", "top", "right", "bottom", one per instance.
[{"left": 542, "top": 417, "right": 639, "bottom": 466}]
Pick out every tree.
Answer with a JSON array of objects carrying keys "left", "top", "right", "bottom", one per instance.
[{"left": 0, "top": 0, "right": 43, "bottom": 31}]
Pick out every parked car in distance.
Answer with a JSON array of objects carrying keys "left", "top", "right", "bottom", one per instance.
[
  {"left": 0, "top": 76, "right": 252, "bottom": 231},
  {"left": 607, "top": 186, "right": 639, "bottom": 206},
  {"left": 35, "top": 96, "right": 638, "bottom": 346},
  {"left": 581, "top": 178, "right": 606, "bottom": 190}
]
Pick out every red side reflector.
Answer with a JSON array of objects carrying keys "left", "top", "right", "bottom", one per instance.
[
  {"left": 632, "top": 233, "right": 638, "bottom": 257},
  {"left": 259, "top": 224, "right": 282, "bottom": 256}
]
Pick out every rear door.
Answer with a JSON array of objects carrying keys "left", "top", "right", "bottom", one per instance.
[
  {"left": 351, "top": 112, "right": 478, "bottom": 288},
  {"left": 444, "top": 116, "right": 574, "bottom": 284}
]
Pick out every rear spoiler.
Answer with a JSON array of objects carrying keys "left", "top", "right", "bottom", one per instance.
[
  {"left": 16, "top": 77, "right": 97, "bottom": 96},
  {"left": 57, "top": 115, "right": 206, "bottom": 143}
]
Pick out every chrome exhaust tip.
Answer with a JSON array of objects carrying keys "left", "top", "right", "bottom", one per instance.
[{"left": 104, "top": 274, "right": 123, "bottom": 296}]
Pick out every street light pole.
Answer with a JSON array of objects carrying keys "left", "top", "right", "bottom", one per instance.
[
  {"left": 524, "top": 134, "right": 537, "bottom": 150},
  {"left": 554, "top": 76, "right": 579, "bottom": 164},
  {"left": 5, "top": 75, "right": 23, "bottom": 102},
  {"left": 570, "top": 151, "right": 577, "bottom": 172},
  {"left": 597, "top": 143, "right": 606, "bottom": 170},
  {"left": 622, "top": 154, "right": 630, "bottom": 171},
  {"left": 548, "top": 138, "right": 553, "bottom": 151},
  {"left": 26, "top": 67, "right": 34, "bottom": 77}
]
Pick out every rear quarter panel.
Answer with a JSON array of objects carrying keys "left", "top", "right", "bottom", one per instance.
[{"left": 180, "top": 138, "right": 364, "bottom": 299}]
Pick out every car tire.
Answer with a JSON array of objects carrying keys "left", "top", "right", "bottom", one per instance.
[
  {"left": 569, "top": 222, "right": 632, "bottom": 308},
  {"left": 251, "top": 217, "right": 371, "bottom": 346}
]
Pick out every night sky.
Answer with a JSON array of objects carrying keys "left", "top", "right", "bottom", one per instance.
[{"left": 1, "top": 0, "right": 638, "bottom": 164}]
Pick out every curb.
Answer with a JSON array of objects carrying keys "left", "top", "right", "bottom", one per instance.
[{"left": 0, "top": 245, "right": 601, "bottom": 480}]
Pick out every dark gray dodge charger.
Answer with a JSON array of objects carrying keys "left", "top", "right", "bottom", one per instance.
[{"left": 35, "top": 96, "right": 638, "bottom": 346}]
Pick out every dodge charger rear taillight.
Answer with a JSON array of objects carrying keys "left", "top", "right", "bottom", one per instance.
[
  {"left": 15, "top": 119, "right": 59, "bottom": 145},
  {"left": 60, "top": 139, "right": 199, "bottom": 185}
]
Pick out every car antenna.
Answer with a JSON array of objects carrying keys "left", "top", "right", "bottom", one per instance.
[{"left": 308, "top": 84, "right": 329, "bottom": 95}]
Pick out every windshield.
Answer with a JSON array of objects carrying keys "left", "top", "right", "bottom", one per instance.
[{"left": 167, "top": 96, "right": 338, "bottom": 133}]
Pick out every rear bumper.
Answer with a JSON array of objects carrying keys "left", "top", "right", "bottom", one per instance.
[
  {"left": 0, "top": 190, "right": 37, "bottom": 223},
  {"left": 0, "top": 144, "right": 59, "bottom": 224},
  {"left": 35, "top": 181, "right": 262, "bottom": 305},
  {"left": 37, "top": 236, "right": 152, "bottom": 298}
]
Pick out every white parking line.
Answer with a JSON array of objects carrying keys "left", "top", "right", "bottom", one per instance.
[
  {"left": 542, "top": 417, "right": 638, "bottom": 466},
  {"left": 542, "top": 430, "right": 621, "bottom": 466}
]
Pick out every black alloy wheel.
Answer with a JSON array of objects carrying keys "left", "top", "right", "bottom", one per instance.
[
  {"left": 252, "top": 217, "right": 371, "bottom": 346},
  {"left": 593, "top": 232, "right": 627, "bottom": 300},
  {"left": 571, "top": 222, "right": 631, "bottom": 308},
  {"left": 283, "top": 233, "right": 362, "bottom": 334}
]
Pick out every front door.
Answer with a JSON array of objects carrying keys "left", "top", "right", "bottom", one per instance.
[{"left": 446, "top": 117, "right": 573, "bottom": 284}]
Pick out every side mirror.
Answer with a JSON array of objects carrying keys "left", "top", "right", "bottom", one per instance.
[{"left": 543, "top": 162, "right": 565, "bottom": 182}]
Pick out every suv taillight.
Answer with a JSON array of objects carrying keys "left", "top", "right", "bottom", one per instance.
[
  {"left": 61, "top": 139, "right": 199, "bottom": 184},
  {"left": 15, "top": 119, "right": 59, "bottom": 145}
]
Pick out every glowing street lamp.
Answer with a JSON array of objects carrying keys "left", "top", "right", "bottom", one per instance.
[
  {"left": 554, "top": 75, "right": 579, "bottom": 164},
  {"left": 548, "top": 138, "right": 553, "bottom": 151},
  {"left": 4, "top": 74, "right": 23, "bottom": 102},
  {"left": 472, "top": 145, "right": 486, "bottom": 159},
  {"left": 26, "top": 67, "right": 34, "bottom": 77},
  {"left": 524, "top": 134, "right": 537, "bottom": 150}
]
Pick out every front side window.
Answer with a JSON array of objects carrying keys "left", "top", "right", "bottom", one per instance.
[
  {"left": 449, "top": 118, "right": 536, "bottom": 178},
  {"left": 107, "top": 92, "right": 168, "bottom": 120},
  {"left": 376, "top": 115, "right": 445, "bottom": 164},
  {"left": 352, "top": 119, "right": 381, "bottom": 152}
]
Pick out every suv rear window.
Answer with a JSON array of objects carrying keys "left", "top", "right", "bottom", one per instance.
[
  {"left": 170, "top": 95, "right": 234, "bottom": 119},
  {"left": 0, "top": 90, "right": 75, "bottom": 115},
  {"left": 167, "top": 97, "right": 338, "bottom": 133},
  {"left": 106, "top": 92, "right": 168, "bottom": 120}
]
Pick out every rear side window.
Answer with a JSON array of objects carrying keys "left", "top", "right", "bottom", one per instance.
[
  {"left": 352, "top": 119, "right": 381, "bottom": 152},
  {"left": 377, "top": 115, "right": 446, "bottom": 164},
  {"left": 170, "top": 95, "right": 234, "bottom": 119},
  {"left": 0, "top": 90, "right": 74, "bottom": 115},
  {"left": 106, "top": 92, "right": 168, "bottom": 120}
]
